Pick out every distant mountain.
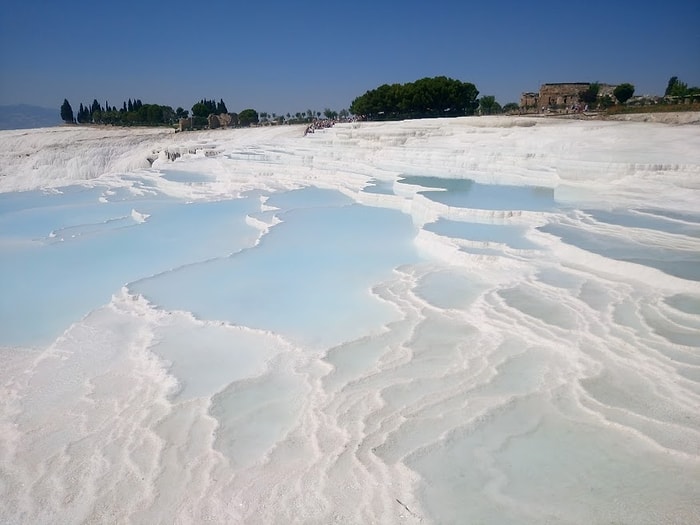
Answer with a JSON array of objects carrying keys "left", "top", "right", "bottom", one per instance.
[{"left": 0, "top": 104, "right": 62, "bottom": 130}]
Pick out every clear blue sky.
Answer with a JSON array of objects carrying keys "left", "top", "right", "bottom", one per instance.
[{"left": 1, "top": 0, "right": 698, "bottom": 115}]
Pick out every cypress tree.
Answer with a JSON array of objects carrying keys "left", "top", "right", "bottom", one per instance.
[
  {"left": 60, "top": 99, "right": 74, "bottom": 123},
  {"left": 77, "top": 103, "right": 85, "bottom": 123}
]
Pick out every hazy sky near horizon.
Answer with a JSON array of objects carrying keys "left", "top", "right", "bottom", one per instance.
[{"left": 1, "top": 0, "right": 698, "bottom": 115}]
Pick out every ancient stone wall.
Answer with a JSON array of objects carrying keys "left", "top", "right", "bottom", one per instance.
[
  {"left": 519, "top": 82, "right": 619, "bottom": 112},
  {"left": 178, "top": 117, "right": 193, "bottom": 132},
  {"left": 539, "top": 83, "right": 589, "bottom": 108},
  {"left": 520, "top": 92, "right": 539, "bottom": 109},
  {"left": 207, "top": 114, "right": 220, "bottom": 129},
  {"left": 207, "top": 113, "right": 235, "bottom": 129}
]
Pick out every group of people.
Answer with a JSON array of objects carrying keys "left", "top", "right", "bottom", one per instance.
[
  {"left": 569, "top": 103, "right": 589, "bottom": 113},
  {"left": 304, "top": 118, "right": 337, "bottom": 135}
]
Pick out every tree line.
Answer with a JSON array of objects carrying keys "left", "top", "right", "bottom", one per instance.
[
  {"left": 191, "top": 98, "right": 228, "bottom": 117},
  {"left": 349, "top": 76, "right": 480, "bottom": 120},
  {"left": 60, "top": 97, "right": 248, "bottom": 127},
  {"left": 60, "top": 97, "right": 191, "bottom": 126},
  {"left": 577, "top": 76, "right": 698, "bottom": 110},
  {"left": 59, "top": 77, "right": 489, "bottom": 127},
  {"left": 664, "top": 76, "right": 700, "bottom": 98},
  {"left": 60, "top": 97, "right": 355, "bottom": 128},
  {"left": 574, "top": 82, "right": 636, "bottom": 109},
  {"left": 59, "top": 97, "right": 339, "bottom": 128},
  {"left": 60, "top": 75, "right": 694, "bottom": 129}
]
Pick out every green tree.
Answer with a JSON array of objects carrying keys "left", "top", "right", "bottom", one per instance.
[
  {"left": 145, "top": 104, "right": 163, "bottom": 123},
  {"left": 60, "top": 99, "right": 74, "bottom": 123},
  {"left": 579, "top": 82, "right": 600, "bottom": 105},
  {"left": 665, "top": 76, "right": 679, "bottom": 96},
  {"left": 192, "top": 99, "right": 217, "bottom": 117},
  {"left": 670, "top": 82, "right": 688, "bottom": 97},
  {"left": 77, "top": 103, "right": 87, "bottom": 123},
  {"left": 479, "top": 95, "right": 501, "bottom": 115},
  {"left": 216, "top": 99, "right": 228, "bottom": 113},
  {"left": 238, "top": 108, "right": 259, "bottom": 127},
  {"left": 665, "top": 76, "right": 688, "bottom": 97},
  {"left": 599, "top": 94, "right": 615, "bottom": 109},
  {"left": 191, "top": 102, "right": 210, "bottom": 118},
  {"left": 350, "top": 76, "right": 479, "bottom": 120},
  {"left": 613, "top": 83, "right": 635, "bottom": 104},
  {"left": 502, "top": 102, "right": 520, "bottom": 113}
]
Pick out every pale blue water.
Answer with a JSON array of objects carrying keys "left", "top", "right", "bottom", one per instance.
[
  {"left": 588, "top": 208, "right": 700, "bottom": 238},
  {"left": 133, "top": 188, "right": 419, "bottom": 348},
  {"left": 638, "top": 207, "right": 700, "bottom": 226},
  {"left": 160, "top": 169, "right": 216, "bottom": 184},
  {"left": 2, "top": 167, "right": 699, "bottom": 525},
  {"left": 425, "top": 219, "right": 539, "bottom": 249},
  {"left": 399, "top": 175, "right": 555, "bottom": 211},
  {"left": 0, "top": 187, "right": 260, "bottom": 345},
  {"left": 666, "top": 293, "right": 700, "bottom": 316},
  {"left": 540, "top": 221, "right": 700, "bottom": 281}
]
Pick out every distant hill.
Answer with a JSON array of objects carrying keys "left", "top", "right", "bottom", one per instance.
[{"left": 0, "top": 104, "right": 62, "bottom": 130}]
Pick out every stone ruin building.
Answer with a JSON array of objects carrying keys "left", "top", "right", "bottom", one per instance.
[
  {"left": 520, "top": 82, "right": 617, "bottom": 113},
  {"left": 207, "top": 113, "right": 237, "bottom": 129}
]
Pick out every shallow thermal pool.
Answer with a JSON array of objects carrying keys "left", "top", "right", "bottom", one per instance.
[{"left": 1, "top": 120, "right": 699, "bottom": 525}]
